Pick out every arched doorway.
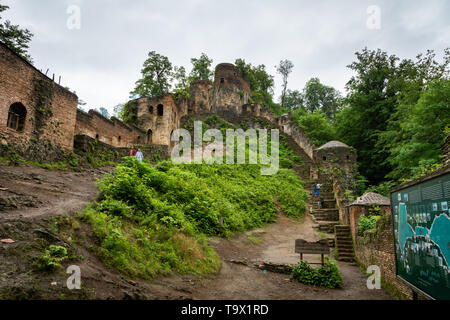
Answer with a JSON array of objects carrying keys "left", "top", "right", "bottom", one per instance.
[
  {"left": 7, "top": 102, "right": 27, "bottom": 132},
  {"left": 147, "top": 129, "right": 153, "bottom": 144}
]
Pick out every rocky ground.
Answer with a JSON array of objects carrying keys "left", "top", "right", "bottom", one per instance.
[{"left": 0, "top": 164, "right": 392, "bottom": 300}]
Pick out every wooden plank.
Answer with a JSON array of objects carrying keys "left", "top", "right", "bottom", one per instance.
[{"left": 295, "top": 239, "right": 330, "bottom": 255}]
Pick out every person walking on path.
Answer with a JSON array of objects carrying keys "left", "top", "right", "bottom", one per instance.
[
  {"left": 136, "top": 148, "right": 143, "bottom": 162},
  {"left": 316, "top": 183, "right": 321, "bottom": 196},
  {"left": 129, "top": 146, "right": 136, "bottom": 157},
  {"left": 313, "top": 183, "right": 317, "bottom": 196}
]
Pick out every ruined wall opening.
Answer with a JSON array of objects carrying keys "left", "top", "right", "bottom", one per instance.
[
  {"left": 7, "top": 102, "right": 27, "bottom": 132},
  {"left": 157, "top": 104, "right": 164, "bottom": 116},
  {"left": 147, "top": 129, "right": 153, "bottom": 144},
  {"left": 220, "top": 78, "right": 225, "bottom": 84},
  {"left": 137, "top": 136, "right": 141, "bottom": 144},
  {"left": 95, "top": 134, "right": 99, "bottom": 140},
  {"left": 118, "top": 136, "right": 121, "bottom": 144},
  {"left": 149, "top": 106, "right": 153, "bottom": 114}
]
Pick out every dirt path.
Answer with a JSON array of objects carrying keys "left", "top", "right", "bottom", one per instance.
[
  {"left": 152, "top": 214, "right": 393, "bottom": 300},
  {"left": 0, "top": 164, "right": 393, "bottom": 300}
]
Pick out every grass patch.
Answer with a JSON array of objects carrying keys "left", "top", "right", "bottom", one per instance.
[{"left": 81, "top": 157, "right": 308, "bottom": 279}]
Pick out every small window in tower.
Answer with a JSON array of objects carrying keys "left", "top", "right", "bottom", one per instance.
[
  {"left": 157, "top": 104, "right": 164, "bottom": 116},
  {"left": 346, "top": 155, "right": 350, "bottom": 160},
  {"left": 220, "top": 78, "right": 225, "bottom": 84},
  {"left": 149, "top": 106, "right": 154, "bottom": 114},
  {"left": 323, "top": 156, "right": 327, "bottom": 161},
  {"left": 118, "top": 136, "right": 121, "bottom": 143},
  {"left": 95, "top": 134, "right": 99, "bottom": 140}
]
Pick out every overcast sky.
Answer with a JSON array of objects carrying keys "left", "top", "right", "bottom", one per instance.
[{"left": 2, "top": 0, "right": 449, "bottom": 114}]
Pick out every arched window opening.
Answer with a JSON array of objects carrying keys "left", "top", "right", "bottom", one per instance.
[
  {"left": 147, "top": 129, "right": 153, "bottom": 144},
  {"left": 137, "top": 136, "right": 141, "bottom": 144},
  {"left": 220, "top": 77, "right": 225, "bottom": 84},
  {"left": 95, "top": 134, "right": 99, "bottom": 140},
  {"left": 149, "top": 106, "right": 154, "bottom": 114},
  {"left": 157, "top": 104, "right": 164, "bottom": 116},
  {"left": 118, "top": 136, "right": 121, "bottom": 143},
  {"left": 7, "top": 102, "right": 27, "bottom": 132},
  {"left": 346, "top": 155, "right": 350, "bottom": 160},
  {"left": 322, "top": 156, "right": 327, "bottom": 161}
]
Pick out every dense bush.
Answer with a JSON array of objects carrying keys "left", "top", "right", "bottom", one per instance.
[
  {"left": 291, "top": 260, "right": 342, "bottom": 288},
  {"left": 358, "top": 214, "right": 381, "bottom": 236},
  {"left": 82, "top": 157, "right": 308, "bottom": 278}
]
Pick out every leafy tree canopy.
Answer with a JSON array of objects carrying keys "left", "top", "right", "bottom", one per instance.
[
  {"left": 131, "top": 51, "right": 173, "bottom": 98},
  {"left": 0, "top": 3, "right": 33, "bottom": 63},
  {"left": 189, "top": 53, "right": 213, "bottom": 82}
]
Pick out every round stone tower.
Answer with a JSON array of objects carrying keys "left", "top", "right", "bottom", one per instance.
[{"left": 211, "top": 63, "right": 251, "bottom": 117}]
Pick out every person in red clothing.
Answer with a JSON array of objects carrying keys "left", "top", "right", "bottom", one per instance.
[{"left": 129, "top": 146, "right": 136, "bottom": 157}]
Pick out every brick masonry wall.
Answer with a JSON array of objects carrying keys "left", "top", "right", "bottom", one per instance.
[
  {"left": 135, "top": 94, "right": 187, "bottom": 147},
  {"left": 0, "top": 42, "right": 78, "bottom": 157},
  {"left": 75, "top": 109, "right": 146, "bottom": 148},
  {"left": 74, "top": 134, "right": 169, "bottom": 161},
  {"left": 352, "top": 209, "right": 430, "bottom": 299}
]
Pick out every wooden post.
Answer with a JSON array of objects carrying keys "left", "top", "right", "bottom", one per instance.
[{"left": 300, "top": 253, "right": 303, "bottom": 261}]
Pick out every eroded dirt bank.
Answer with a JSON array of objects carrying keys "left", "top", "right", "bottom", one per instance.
[{"left": 0, "top": 165, "right": 392, "bottom": 300}]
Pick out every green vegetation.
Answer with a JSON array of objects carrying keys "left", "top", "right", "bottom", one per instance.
[
  {"left": 234, "top": 58, "right": 278, "bottom": 112},
  {"left": 291, "top": 260, "right": 342, "bottom": 288},
  {"left": 291, "top": 108, "right": 337, "bottom": 146},
  {"left": 0, "top": 3, "right": 33, "bottom": 62},
  {"left": 80, "top": 157, "right": 307, "bottom": 278},
  {"left": 35, "top": 245, "right": 68, "bottom": 271},
  {"left": 358, "top": 214, "right": 381, "bottom": 236}
]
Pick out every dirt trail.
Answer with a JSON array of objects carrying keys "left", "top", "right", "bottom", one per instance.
[
  {"left": 153, "top": 214, "right": 392, "bottom": 300},
  {"left": 0, "top": 164, "right": 392, "bottom": 300}
]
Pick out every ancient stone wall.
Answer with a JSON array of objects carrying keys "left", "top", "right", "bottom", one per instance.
[
  {"left": 135, "top": 94, "right": 187, "bottom": 147},
  {"left": 189, "top": 80, "right": 213, "bottom": 114},
  {"left": 280, "top": 122, "right": 316, "bottom": 160},
  {"left": 0, "top": 42, "right": 78, "bottom": 156},
  {"left": 75, "top": 109, "right": 146, "bottom": 148},
  {"left": 353, "top": 211, "right": 416, "bottom": 299},
  {"left": 211, "top": 63, "right": 251, "bottom": 117},
  {"left": 74, "top": 134, "right": 169, "bottom": 161}
]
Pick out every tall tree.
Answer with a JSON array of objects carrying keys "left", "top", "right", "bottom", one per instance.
[
  {"left": 131, "top": 51, "right": 173, "bottom": 98},
  {"left": 173, "top": 65, "right": 190, "bottom": 100},
  {"left": 302, "top": 78, "right": 342, "bottom": 119},
  {"left": 336, "top": 48, "right": 399, "bottom": 185},
  {"left": 189, "top": 53, "right": 213, "bottom": 82},
  {"left": 0, "top": 3, "right": 33, "bottom": 62},
  {"left": 284, "top": 89, "right": 304, "bottom": 110},
  {"left": 276, "top": 59, "right": 294, "bottom": 109},
  {"left": 235, "top": 59, "right": 275, "bottom": 110}
]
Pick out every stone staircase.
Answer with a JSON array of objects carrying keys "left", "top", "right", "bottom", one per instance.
[
  {"left": 334, "top": 225, "right": 354, "bottom": 262},
  {"left": 307, "top": 175, "right": 354, "bottom": 262}
]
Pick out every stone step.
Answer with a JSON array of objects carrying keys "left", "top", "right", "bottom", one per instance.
[
  {"left": 318, "top": 221, "right": 340, "bottom": 233},
  {"left": 336, "top": 243, "right": 353, "bottom": 249}
]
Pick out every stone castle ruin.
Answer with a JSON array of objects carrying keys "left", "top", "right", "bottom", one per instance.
[{"left": 0, "top": 40, "right": 356, "bottom": 180}]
